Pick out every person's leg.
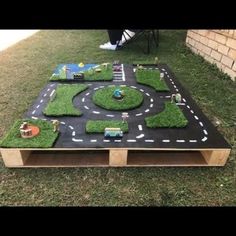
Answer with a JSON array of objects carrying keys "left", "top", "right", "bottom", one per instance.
[
  {"left": 99, "top": 30, "right": 124, "bottom": 50},
  {"left": 107, "top": 30, "right": 123, "bottom": 44}
]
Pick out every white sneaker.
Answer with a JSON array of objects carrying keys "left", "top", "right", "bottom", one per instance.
[
  {"left": 99, "top": 41, "right": 123, "bottom": 50},
  {"left": 99, "top": 42, "right": 117, "bottom": 50}
]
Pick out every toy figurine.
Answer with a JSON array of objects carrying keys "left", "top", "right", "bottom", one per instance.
[
  {"left": 160, "top": 72, "right": 164, "bottom": 80},
  {"left": 101, "top": 63, "right": 110, "bottom": 69},
  {"left": 113, "top": 60, "right": 120, "bottom": 65},
  {"left": 171, "top": 93, "right": 182, "bottom": 103},
  {"left": 155, "top": 57, "right": 159, "bottom": 64},
  {"left": 137, "top": 65, "right": 144, "bottom": 70},
  {"left": 121, "top": 112, "right": 129, "bottom": 123},
  {"left": 175, "top": 93, "right": 182, "bottom": 103},
  {"left": 52, "top": 120, "right": 60, "bottom": 132}
]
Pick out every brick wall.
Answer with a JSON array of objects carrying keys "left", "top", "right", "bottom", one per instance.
[{"left": 186, "top": 30, "right": 236, "bottom": 81}]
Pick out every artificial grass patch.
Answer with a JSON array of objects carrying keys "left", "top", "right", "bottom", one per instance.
[
  {"left": 43, "top": 84, "right": 88, "bottom": 116},
  {"left": 0, "top": 119, "right": 58, "bottom": 148},
  {"left": 92, "top": 86, "right": 143, "bottom": 110},
  {"left": 86, "top": 120, "right": 129, "bottom": 133},
  {"left": 145, "top": 102, "right": 188, "bottom": 128},
  {"left": 83, "top": 64, "right": 113, "bottom": 81},
  {"left": 50, "top": 64, "right": 113, "bottom": 81},
  {"left": 135, "top": 69, "right": 170, "bottom": 92}
]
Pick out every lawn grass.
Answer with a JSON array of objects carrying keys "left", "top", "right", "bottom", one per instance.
[
  {"left": 0, "top": 119, "right": 58, "bottom": 148},
  {"left": 50, "top": 64, "right": 113, "bottom": 81},
  {"left": 145, "top": 102, "right": 188, "bottom": 128},
  {"left": 92, "top": 86, "right": 143, "bottom": 110},
  {"left": 86, "top": 120, "right": 128, "bottom": 133},
  {"left": 0, "top": 30, "right": 236, "bottom": 206},
  {"left": 43, "top": 84, "right": 88, "bottom": 116},
  {"left": 135, "top": 68, "right": 170, "bottom": 91}
]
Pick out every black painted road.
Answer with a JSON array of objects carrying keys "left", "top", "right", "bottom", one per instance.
[{"left": 25, "top": 64, "right": 231, "bottom": 149}]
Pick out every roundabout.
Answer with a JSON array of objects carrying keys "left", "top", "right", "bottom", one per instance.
[{"left": 92, "top": 86, "right": 144, "bottom": 111}]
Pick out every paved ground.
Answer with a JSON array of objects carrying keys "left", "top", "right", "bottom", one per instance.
[
  {"left": 0, "top": 30, "right": 39, "bottom": 52},
  {"left": 25, "top": 64, "right": 230, "bottom": 149}
]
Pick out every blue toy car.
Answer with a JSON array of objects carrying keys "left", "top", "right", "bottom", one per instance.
[{"left": 104, "top": 128, "right": 123, "bottom": 138}]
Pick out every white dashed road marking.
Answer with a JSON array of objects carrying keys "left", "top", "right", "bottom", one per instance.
[
  {"left": 145, "top": 140, "right": 154, "bottom": 142},
  {"left": 72, "top": 138, "right": 83, "bottom": 142},
  {"left": 93, "top": 111, "right": 100, "bottom": 114},
  {"left": 90, "top": 140, "right": 97, "bottom": 142},
  {"left": 32, "top": 110, "right": 36, "bottom": 114},
  {"left": 136, "top": 134, "right": 145, "bottom": 139},
  {"left": 176, "top": 140, "right": 185, "bottom": 143},
  {"left": 127, "top": 140, "right": 137, "bottom": 142},
  {"left": 106, "top": 114, "right": 114, "bottom": 117},
  {"left": 82, "top": 98, "right": 85, "bottom": 102},
  {"left": 69, "top": 126, "right": 74, "bottom": 130},
  {"left": 202, "top": 137, "right": 208, "bottom": 142},
  {"left": 145, "top": 109, "right": 150, "bottom": 113},
  {"left": 162, "top": 140, "right": 170, "bottom": 143},
  {"left": 138, "top": 125, "right": 143, "bottom": 131},
  {"left": 84, "top": 106, "right": 89, "bottom": 110},
  {"left": 189, "top": 140, "right": 197, "bottom": 143},
  {"left": 135, "top": 113, "right": 143, "bottom": 116},
  {"left": 203, "top": 130, "right": 208, "bottom": 135}
]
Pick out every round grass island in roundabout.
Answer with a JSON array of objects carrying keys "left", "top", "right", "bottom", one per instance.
[{"left": 92, "top": 86, "right": 144, "bottom": 110}]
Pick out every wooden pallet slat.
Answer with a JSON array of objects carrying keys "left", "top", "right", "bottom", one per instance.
[{"left": 0, "top": 148, "right": 231, "bottom": 168}]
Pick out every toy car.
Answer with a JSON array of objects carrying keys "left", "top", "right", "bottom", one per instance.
[
  {"left": 113, "top": 65, "right": 122, "bottom": 71},
  {"left": 104, "top": 128, "right": 123, "bottom": 138},
  {"left": 73, "top": 73, "right": 84, "bottom": 79}
]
